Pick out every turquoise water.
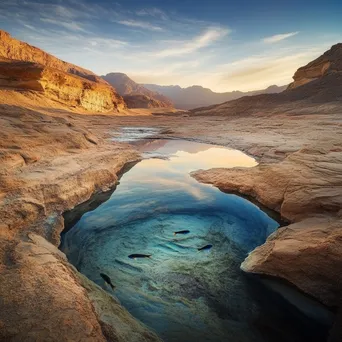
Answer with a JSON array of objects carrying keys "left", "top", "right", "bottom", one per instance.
[{"left": 61, "top": 139, "right": 324, "bottom": 341}]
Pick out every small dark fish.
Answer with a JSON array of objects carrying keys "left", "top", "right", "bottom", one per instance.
[
  {"left": 173, "top": 230, "right": 190, "bottom": 236},
  {"left": 198, "top": 244, "right": 213, "bottom": 251},
  {"left": 100, "top": 273, "right": 115, "bottom": 290},
  {"left": 128, "top": 254, "right": 152, "bottom": 260}
]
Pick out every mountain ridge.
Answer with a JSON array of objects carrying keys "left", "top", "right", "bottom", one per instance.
[
  {"left": 143, "top": 83, "right": 287, "bottom": 109},
  {"left": 102, "top": 72, "right": 173, "bottom": 108}
]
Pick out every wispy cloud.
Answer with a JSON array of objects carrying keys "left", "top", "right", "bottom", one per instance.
[
  {"left": 40, "top": 18, "right": 87, "bottom": 32},
  {"left": 136, "top": 8, "right": 168, "bottom": 20},
  {"left": 263, "top": 32, "right": 299, "bottom": 44},
  {"left": 117, "top": 20, "right": 163, "bottom": 31},
  {"left": 155, "top": 27, "right": 229, "bottom": 57}
]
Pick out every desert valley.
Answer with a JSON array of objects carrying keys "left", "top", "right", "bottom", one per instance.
[{"left": 0, "top": 5, "right": 342, "bottom": 341}]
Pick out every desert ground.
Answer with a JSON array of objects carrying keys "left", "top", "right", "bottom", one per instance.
[{"left": 1, "top": 86, "right": 342, "bottom": 341}]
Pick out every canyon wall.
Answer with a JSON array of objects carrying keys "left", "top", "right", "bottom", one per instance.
[
  {"left": 0, "top": 30, "right": 104, "bottom": 83},
  {"left": 0, "top": 59, "right": 125, "bottom": 112},
  {"left": 0, "top": 30, "right": 126, "bottom": 112}
]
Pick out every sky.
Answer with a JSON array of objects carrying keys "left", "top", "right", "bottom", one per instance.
[{"left": 1, "top": 0, "right": 342, "bottom": 92}]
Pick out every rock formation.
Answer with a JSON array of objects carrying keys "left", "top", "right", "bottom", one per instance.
[
  {"left": 0, "top": 30, "right": 104, "bottom": 83},
  {"left": 0, "top": 58, "right": 125, "bottom": 112},
  {"left": 0, "top": 30, "right": 125, "bottom": 112},
  {"left": 288, "top": 43, "right": 342, "bottom": 89},
  {"left": 144, "top": 83, "right": 287, "bottom": 110},
  {"left": 102, "top": 72, "right": 173, "bottom": 108}
]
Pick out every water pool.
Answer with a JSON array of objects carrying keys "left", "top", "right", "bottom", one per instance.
[{"left": 61, "top": 138, "right": 326, "bottom": 342}]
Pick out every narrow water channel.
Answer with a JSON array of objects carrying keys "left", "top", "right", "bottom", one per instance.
[{"left": 61, "top": 132, "right": 329, "bottom": 342}]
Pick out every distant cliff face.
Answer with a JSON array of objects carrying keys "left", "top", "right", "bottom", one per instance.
[
  {"left": 102, "top": 73, "right": 173, "bottom": 108},
  {"left": 0, "top": 30, "right": 125, "bottom": 112},
  {"left": 143, "top": 84, "right": 287, "bottom": 110},
  {"left": 288, "top": 43, "right": 342, "bottom": 89}
]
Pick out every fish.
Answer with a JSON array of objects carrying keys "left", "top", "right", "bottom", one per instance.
[
  {"left": 173, "top": 230, "right": 190, "bottom": 236},
  {"left": 128, "top": 254, "right": 152, "bottom": 260},
  {"left": 197, "top": 244, "right": 213, "bottom": 251},
  {"left": 100, "top": 273, "right": 115, "bottom": 290}
]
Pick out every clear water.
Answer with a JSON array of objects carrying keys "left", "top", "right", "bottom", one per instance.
[{"left": 61, "top": 139, "right": 324, "bottom": 342}]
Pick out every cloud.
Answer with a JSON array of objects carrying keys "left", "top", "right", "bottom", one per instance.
[
  {"left": 40, "top": 18, "right": 87, "bottom": 32},
  {"left": 215, "top": 47, "right": 323, "bottom": 91},
  {"left": 263, "top": 32, "right": 299, "bottom": 44},
  {"left": 155, "top": 27, "right": 229, "bottom": 57},
  {"left": 136, "top": 8, "right": 168, "bottom": 20},
  {"left": 117, "top": 20, "right": 163, "bottom": 31}
]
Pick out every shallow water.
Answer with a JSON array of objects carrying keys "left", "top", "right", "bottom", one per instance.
[{"left": 61, "top": 138, "right": 327, "bottom": 342}]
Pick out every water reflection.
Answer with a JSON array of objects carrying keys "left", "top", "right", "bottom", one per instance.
[{"left": 61, "top": 140, "right": 314, "bottom": 342}]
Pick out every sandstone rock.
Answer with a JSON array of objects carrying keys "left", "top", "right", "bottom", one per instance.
[
  {"left": 0, "top": 59, "right": 126, "bottom": 112},
  {"left": 191, "top": 146, "right": 342, "bottom": 307},
  {"left": 0, "top": 233, "right": 160, "bottom": 342},
  {"left": 241, "top": 217, "right": 342, "bottom": 307},
  {"left": 0, "top": 30, "right": 105, "bottom": 84},
  {"left": 288, "top": 43, "right": 342, "bottom": 89}
]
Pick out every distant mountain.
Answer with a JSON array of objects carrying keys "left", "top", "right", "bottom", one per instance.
[
  {"left": 143, "top": 84, "right": 287, "bottom": 110},
  {"left": 102, "top": 73, "right": 173, "bottom": 109}
]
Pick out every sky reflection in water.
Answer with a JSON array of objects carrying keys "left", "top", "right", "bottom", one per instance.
[{"left": 62, "top": 139, "right": 286, "bottom": 342}]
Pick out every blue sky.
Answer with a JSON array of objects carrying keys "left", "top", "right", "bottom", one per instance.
[{"left": 1, "top": 0, "right": 341, "bottom": 91}]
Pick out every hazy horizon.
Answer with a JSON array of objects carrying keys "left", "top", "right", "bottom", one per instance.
[{"left": 1, "top": 0, "right": 341, "bottom": 92}]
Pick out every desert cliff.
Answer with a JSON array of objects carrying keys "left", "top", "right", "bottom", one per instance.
[
  {"left": 0, "top": 31, "right": 126, "bottom": 113},
  {"left": 0, "top": 30, "right": 105, "bottom": 84},
  {"left": 288, "top": 43, "right": 342, "bottom": 89}
]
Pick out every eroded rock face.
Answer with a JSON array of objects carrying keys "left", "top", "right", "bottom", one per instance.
[
  {"left": 288, "top": 43, "right": 342, "bottom": 89},
  {"left": 191, "top": 146, "right": 342, "bottom": 307},
  {"left": 240, "top": 217, "right": 342, "bottom": 308},
  {"left": 0, "top": 30, "right": 104, "bottom": 84},
  {"left": 0, "top": 233, "right": 160, "bottom": 342},
  {"left": 0, "top": 59, "right": 126, "bottom": 112}
]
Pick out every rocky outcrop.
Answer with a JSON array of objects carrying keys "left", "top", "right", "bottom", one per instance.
[
  {"left": 191, "top": 145, "right": 342, "bottom": 308},
  {"left": 288, "top": 43, "right": 342, "bottom": 89},
  {"left": 0, "top": 59, "right": 125, "bottom": 112},
  {"left": 0, "top": 31, "right": 126, "bottom": 112},
  {"left": 102, "top": 73, "right": 173, "bottom": 108},
  {"left": 0, "top": 232, "right": 160, "bottom": 342},
  {"left": 0, "top": 30, "right": 105, "bottom": 84}
]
